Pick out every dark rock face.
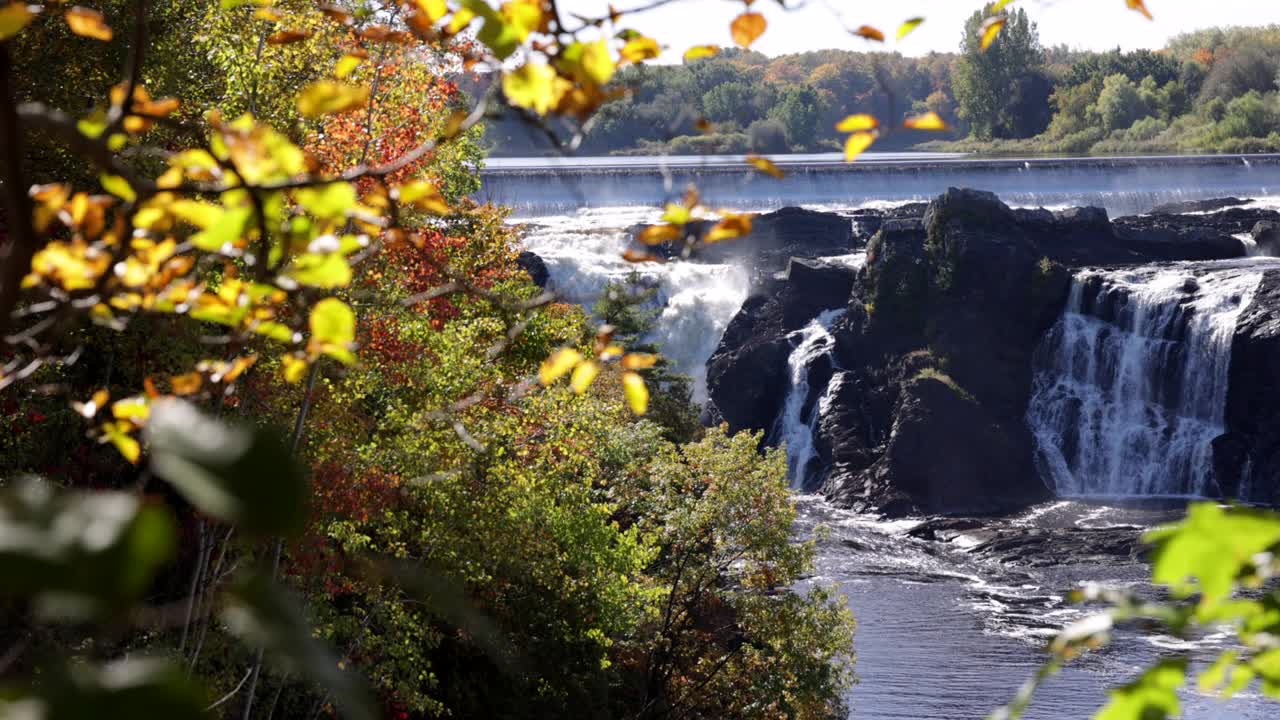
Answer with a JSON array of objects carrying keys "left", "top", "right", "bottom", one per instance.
[
  {"left": 1220, "top": 270, "right": 1280, "bottom": 503},
  {"left": 516, "top": 250, "right": 549, "bottom": 287},
  {"left": 705, "top": 187, "right": 1280, "bottom": 516},
  {"left": 631, "top": 206, "right": 856, "bottom": 268}
]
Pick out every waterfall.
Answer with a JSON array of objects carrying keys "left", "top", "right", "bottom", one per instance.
[
  {"left": 516, "top": 208, "right": 750, "bottom": 401},
  {"left": 1026, "top": 265, "right": 1263, "bottom": 497},
  {"left": 774, "top": 309, "right": 846, "bottom": 489}
]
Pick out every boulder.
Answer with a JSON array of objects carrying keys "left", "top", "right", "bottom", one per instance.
[
  {"left": 516, "top": 250, "right": 549, "bottom": 287},
  {"left": 631, "top": 206, "right": 856, "bottom": 268},
  {"left": 1254, "top": 220, "right": 1280, "bottom": 256},
  {"left": 1150, "top": 197, "right": 1251, "bottom": 214}
]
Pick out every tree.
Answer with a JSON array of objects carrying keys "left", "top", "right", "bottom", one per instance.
[
  {"left": 769, "top": 84, "right": 823, "bottom": 149},
  {"left": 701, "top": 80, "right": 756, "bottom": 127},
  {"left": 1096, "top": 73, "right": 1154, "bottom": 132},
  {"left": 953, "top": 6, "right": 1046, "bottom": 139}
]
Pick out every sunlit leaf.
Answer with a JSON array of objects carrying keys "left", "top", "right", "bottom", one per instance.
[
  {"left": 99, "top": 174, "right": 135, "bottom": 202},
  {"left": 621, "top": 353, "right": 658, "bottom": 370},
  {"left": 621, "top": 371, "right": 648, "bottom": 414},
  {"left": 101, "top": 421, "right": 141, "bottom": 463},
  {"left": 730, "top": 11, "right": 766, "bottom": 48},
  {"left": 284, "top": 253, "right": 352, "bottom": 288},
  {"left": 111, "top": 397, "right": 150, "bottom": 422},
  {"left": 851, "top": 25, "right": 884, "bottom": 42},
  {"left": 396, "top": 181, "right": 450, "bottom": 214},
  {"left": 835, "top": 114, "right": 879, "bottom": 132},
  {"left": 1094, "top": 659, "right": 1186, "bottom": 720},
  {"left": 190, "top": 205, "right": 252, "bottom": 252},
  {"left": 980, "top": 16, "right": 1006, "bottom": 51},
  {"left": 638, "top": 224, "right": 682, "bottom": 245},
  {"left": 622, "top": 249, "right": 662, "bottom": 263},
  {"left": 621, "top": 36, "right": 660, "bottom": 63},
  {"left": 844, "top": 131, "right": 877, "bottom": 161},
  {"left": 334, "top": 53, "right": 364, "bottom": 78},
  {"left": 413, "top": 0, "right": 449, "bottom": 23},
  {"left": 282, "top": 355, "right": 309, "bottom": 383},
  {"left": 991, "top": 0, "right": 1017, "bottom": 10},
  {"left": 65, "top": 6, "right": 112, "bottom": 41},
  {"left": 502, "top": 62, "right": 559, "bottom": 115},
  {"left": 683, "top": 44, "right": 720, "bottom": 61},
  {"left": 903, "top": 111, "right": 950, "bottom": 131},
  {"left": 1126, "top": 0, "right": 1153, "bottom": 20},
  {"left": 1146, "top": 503, "right": 1280, "bottom": 609},
  {"left": 539, "top": 348, "right": 583, "bottom": 385},
  {"left": 309, "top": 298, "right": 357, "bottom": 365},
  {"left": 746, "top": 154, "right": 784, "bottom": 179},
  {"left": 170, "top": 372, "right": 203, "bottom": 395},
  {"left": 0, "top": 2, "right": 37, "bottom": 40},
  {"left": 296, "top": 81, "right": 370, "bottom": 118},
  {"left": 295, "top": 182, "right": 356, "bottom": 222},
  {"left": 896, "top": 17, "right": 924, "bottom": 41},
  {"left": 661, "top": 202, "right": 691, "bottom": 225},
  {"left": 706, "top": 213, "right": 753, "bottom": 243},
  {"left": 570, "top": 360, "right": 600, "bottom": 394}
]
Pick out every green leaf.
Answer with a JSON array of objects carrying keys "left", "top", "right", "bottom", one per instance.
[
  {"left": 146, "top": 399, "right": 309, "bottom": 536},
  {"left": 1146, "top": 503, "right": 1280, "bottom": 609},
  {"left": 0, "top": 480, "right": 176, "bottom": 620},
  {"left": 1094, "top": 658, "right": 1186, "bottom": 720},
  {"left": 0, "top": 658, "right": 207, "bottom": 719},
  {"left": 283, "top": 253, "right": 353, "bottom": 289},
  {"left": 225, "top": 574, "right": 376, "bottom": 720}
]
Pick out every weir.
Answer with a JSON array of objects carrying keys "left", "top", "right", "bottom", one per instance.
[
  {"left": 1026, "top": 264, "right": 1265, "bottom": 498},
  {"left": 482, "top": 153, "right": 1280, "bottom": 217}
]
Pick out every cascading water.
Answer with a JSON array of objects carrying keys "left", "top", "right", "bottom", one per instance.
[
  {"left": 774, "top": 309, "right": 846, "bottom": 489},
  {"left": 1026, "top": 265, "right": 1263, "bottom": 497},
  {"left": 515, "top": 208, "right": 750, "bottom": 401}
]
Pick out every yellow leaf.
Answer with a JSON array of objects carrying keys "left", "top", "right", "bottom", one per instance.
[
  {"left": 111, "top": 397, "right": 150, "bottom": 422},
  {"left": 570, "top": 360, "right": 600, "bottom": 394},
  {"left": 99, "top": 174, "right": 135, "bottom": 202},
  {"left": 844, "top": 131, "right": 877, "bottom": 162},
  {"left": 309, "top": 297, "right": 357, "bottom": 365},
  {"left": 621, "top": 36, "right": 660, "bottom": 63},
  {"left": 296, "top": 81, "right": 370, "bottom": 118},
  {"left": 896, "top": 17, "right": 924, "bottom": 41},
  {"left": 1126, "top": 0, "right": 1153, "bottom": 20},
  {"left": 991, "top": 0, "right": 1016, "bottom": 10},
  {"left": 168, "top": 199, "right": 224, "bottom": 229},
  {"left": 621, "top": 371, "right": 648, "bottom": 415},
  {"left": 540, "top": 348, "right": 583, "bottom": 385},
  {"left": 980, "top": 16, "right": 1005, "bottom": 51},
  {"left": 102, "top": 422, "right": 140, "bottom": 463},
  {"left": 621, "top": 353, "right": 658, "bottom": 370},
  {"left": 282, "top": 355, "right": 309, "bottom": 383},
  {"left": 661, "top": 202, "right": 691, "bottom": 225},
  {"left": 396, "top": 181, "right": 450, "bottom": 214},
  {"left": 730, "top": 11, "right": 765, "bottom": 48},
  {"left": 447, "top": 7, "right": 475, "bottom": 34},
  {"left": 746, "top": 154, "right": 784, "bottom": 179},
  {"left": 334, "top": 54, "right": 364, "bottom": 79},
  {"left": 413, "top": 0, "right": 448, "bottom": 22},
  {"left": 835, "top": 114, "right": 879, "bottom": 132},
  {"left": 851, "top": 25, "right": 883, "bottom": 42},
  {"left": 683, "top": 44, "right": 720, "bottom": 61},
  {"left": 705, "top": 213, "right": 753, "bottom": 243},
  {"left": 92, "top": 388, "right": 109, "bottom": 409},
  {"left": 0, "top": 2, "right": 37, "bottom": 41},
  {"left": 580, "top": 38, "right": 616, "bottom": 85},
  {"left": 903, "top": 111, "right": 949, "bottom": 131},
  {"left": 638, "top": 224, "right": 682, "bottom": 245},
  {"left": 503, "top": 62, "right": 558, "bottom": 115},
  {"left": 65, "top": 6, "right": 112, "bottom": 41}
]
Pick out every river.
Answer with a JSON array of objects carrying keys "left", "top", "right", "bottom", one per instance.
[{"left": 487, "top": 153, "right": 1280, "bottom": 719}]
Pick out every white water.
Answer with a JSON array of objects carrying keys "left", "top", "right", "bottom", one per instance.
[
  {"left": 516, "top": 207, "right": 750, "bottom": 401},
  {"left": 773, "top": 309, "right": 846, "bottom": 489},
  {"left": 1027, "top": 265, "right": 1264, "bottom": 497}
]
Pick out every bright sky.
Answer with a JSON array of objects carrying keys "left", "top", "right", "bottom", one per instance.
[{"left": 557, "top": 0, "right": 1280, "bottom": 59}]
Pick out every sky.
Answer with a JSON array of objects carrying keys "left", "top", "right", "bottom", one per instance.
[{"left": 556, "top": 0, "right": 1280, "bottom": 59}]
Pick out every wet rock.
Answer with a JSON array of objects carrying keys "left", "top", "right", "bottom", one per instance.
[
  {"left": 516, "top": 250, "right": 549, "bottom": 287},
  {"left": 631, "top": 205, "right": 856, "bottom": 268},
  {"left": 1222, "top": 269, "right": 1280, "bottom": 504},
  {"left": 1151, "top": 197, "right": 1252, "bottom": 214},
  {"left": 1254, "top": 220, "right": 1280, "bottom": 256}
]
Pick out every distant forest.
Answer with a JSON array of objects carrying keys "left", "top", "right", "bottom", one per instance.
[{"left": 479, "top": 15, "right": 1280, "bottom": 157}]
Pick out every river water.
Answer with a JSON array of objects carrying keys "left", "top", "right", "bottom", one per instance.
[{"left": 490, "top": 153, "right": 1280, "bottom": 719}]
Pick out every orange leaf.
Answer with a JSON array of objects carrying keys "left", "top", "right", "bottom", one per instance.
[
  {"left": 730, "top": 12, "right": 766, "bottom": 48},
  {"left": 65, "top": 6, "right": 112, "bottom": 41},
  {"left": 903, "top": 111, "right": 949, "bottom": 131},
  {"left": 267, "top": 29, "right": 312, "bottom": 44},
  {"left": 622, "top": 249, "right": 663, "bottom": 263},
  {"left": 851, "top": 25, "right": 884, "bottom": 42},
  {"left": 1126, "top": 0, "right": 1153, "bottom": 20},
  {"left": 746, "top": 154, "right": 784, "bottom": 179},
  {"left": 705, "top": 213, "right": 753, "bottom": 243},
  {"left": 621, "top": 353, "right": 659, "bottom": 370},
  {"left": 638, "top": 224, "right": 682, "bottom": 245}
]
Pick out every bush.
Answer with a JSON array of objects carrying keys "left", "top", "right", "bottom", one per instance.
[{"left": 1096, "top": 73, "right": 1155, "bottom": 132}]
